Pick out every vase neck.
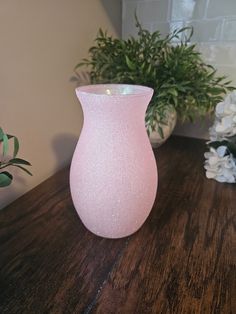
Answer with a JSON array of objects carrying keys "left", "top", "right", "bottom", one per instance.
[{"left": 78, "top": 93, "right": 150, "bottom": 120}]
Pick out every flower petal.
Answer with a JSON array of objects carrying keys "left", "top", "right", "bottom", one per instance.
[{"left": 216, "top": 146, "right": 227, "bottom": 157}]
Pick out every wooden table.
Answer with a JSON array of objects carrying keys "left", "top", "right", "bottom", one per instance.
[{"left": 0, "top": 136, "right": 235, "bottom": 314}]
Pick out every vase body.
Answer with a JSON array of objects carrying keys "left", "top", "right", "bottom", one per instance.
[{"left": 70, "top": 84, "right": 158, "bottom": 238}]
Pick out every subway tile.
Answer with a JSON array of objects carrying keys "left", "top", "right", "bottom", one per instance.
[
  {"left": 123, "top": 19, "right": 158, "bottom": 39},
  {"left": 214, "top": 65, "right": 236, "bottom": 86},
  {"left": 151, "top": 22, "right": 170, "bottom": 36},
  {"left": 137, "top": 0, "right": 169, "bottom": 23},
  {"left": 171, "top": 0, "right": 207, "bottom": 21},
  {"left": 192, "top": 0, "right": 208, "bottom": 20},
  {"left": 197, "top": 43, "right": 221, "bottom": 65},
  {"left": 170, "top": 20, "right": 185, "bottom": 32},
  {"left": 123, "top": 0, "right": 169, "bottom": 38},
  {"left": 122, "top": 18, "right": 152, "bottom": 39},
  {"left": 169, "top": 21, "right": 185, "bottom": 42},
  {"left": 186, "top": 19, "right": 222, "bottom": 42},
  {"left": 197, "top": 43, "right": 236, "bottom": 66},
  {"left": 122, "top": 19, "right": 138, "bottom": 39},
  {"left": 171, "top": 0, "right": 197, "bottom": 20},
  {"left": 124, "top": 0, "right": 160, "bottom": 1},
  {"left": 222, "top": 18, "right": 236, "bottom": 41},
  {"left": 207, "top": 0, "right": 236, "bottom": 18},
  {"left": 122, "top": 1, "right": 138, "bottom": 23},
  {"left": 122, "top": 1, "right": 138, "bottom": 38}
]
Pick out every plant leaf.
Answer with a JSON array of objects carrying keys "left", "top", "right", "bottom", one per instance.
[
  {"left": 169, "top": 89, "right": 178, "bottom": 97},
  {"left": 125, "top": 55, "right": 136, "bottom": 70},
  {"left": 0, "top": 127, "right": 4, "bottom": 141},
  {"left": 13, "top": 136, "right": 19, "bottom": 158},
  {"left": 0, "top": 171, "right": 13, "bottom": 187},
  {"left": 73, "top": 13, "right": 236, "bottom": 124},
  {"left": 158, "top": 126, "right": 164, "bottom": 139},
  {"left": 11, "top": 164, "right": 33, "bottom": 176},
  {"left": 9, "top": 158, "right": 31, "bottom": 166},
  {"left": 2, "top": 133, "right": 9, "bottom": 156},
  {"left": 74, "top": 62, "right": 87, "bottom": 70},
  {"left": 0, "top": 128, "right": 11, "bottom": 156}
]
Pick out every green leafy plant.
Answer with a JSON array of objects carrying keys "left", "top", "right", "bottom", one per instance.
[
  {"left": 0, "top": 127, "right": 32, "bottom": 187},
  {"left": 75, "top": 15, "right": 235, "bottom": 136}
]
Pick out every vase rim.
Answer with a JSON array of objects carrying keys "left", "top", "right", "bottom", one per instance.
[{"left": 76, "top": 84, "right": 153, "bottom": 97}]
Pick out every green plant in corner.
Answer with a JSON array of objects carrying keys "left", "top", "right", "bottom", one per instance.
[
  {"left": 0, "top": 127, "right": 32, "bottom": 187},
  {"left": 74, "top": 15, "right": 235, "bottom": 138}
]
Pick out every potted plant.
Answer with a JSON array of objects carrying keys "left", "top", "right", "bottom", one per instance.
[
  {"left": 74, "top": 16, "right": 234, "bottom": 147},
  {"left": 0, "top": 127, "right": 32, "bottom": 187}
]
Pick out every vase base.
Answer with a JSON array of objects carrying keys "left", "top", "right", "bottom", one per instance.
[
  {"left": 83, "top": 223, "right": 143, "bottom": 239},
  {"left": 87, "top": 230, "right": 139, "bottom": 239}
]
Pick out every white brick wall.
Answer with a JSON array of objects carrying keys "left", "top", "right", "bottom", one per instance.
[
  {"left": 122, "top": 0, "right": 236, "bottom": 44},
  {"left": 122, "top": 0, "right": 236, "bottom": 139}
]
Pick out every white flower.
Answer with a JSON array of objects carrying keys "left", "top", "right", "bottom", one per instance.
[
  {"left": 204, "top": 147, "right": 236, "bottom": 183},
  {"left": 209, "top": 123, "right": 220, "bottom": 141},
  {"left": 216, "top": 145, "right": 227, "bottom": 157},
  {"left": 210, "top": 91, "right": 236, "bottom": 140},
  {"left": 205, "top": 91, "right": 236, "bottom": 183},
  {"left": 215, "top": 116, "right": 234, "bottom": 133},
  {"left": 215, "top": 102, "right": 224, "bottom": 117},
  {"left": 228, "top": 90, "right": 236, "bottom": 103}
]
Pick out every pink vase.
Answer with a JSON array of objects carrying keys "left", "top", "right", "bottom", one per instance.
[{"left": 70, "top": 84, "right": 158, "bottom": 238}]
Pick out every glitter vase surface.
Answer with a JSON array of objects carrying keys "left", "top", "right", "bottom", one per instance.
[{"left": 70, "top": 84, "right": 158, "bottom": 238}]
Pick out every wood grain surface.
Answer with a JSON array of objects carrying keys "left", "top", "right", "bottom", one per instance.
[{"left": 0, "top": 136, "right": 235, "bottom": 314}]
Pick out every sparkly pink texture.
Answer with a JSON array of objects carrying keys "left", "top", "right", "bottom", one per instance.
[{"left": 70, "top": 84, "right": 158, "bottom": 238}]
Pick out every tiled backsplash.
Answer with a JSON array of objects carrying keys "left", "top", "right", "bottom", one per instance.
[
  {"left": 122, "top": 0, "right": 236, "bottom": 138},
  {"left": 123, "top": 0, "right": 236, "bottom": 43}
]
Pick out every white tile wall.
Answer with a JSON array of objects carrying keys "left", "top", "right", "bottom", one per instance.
[
  {"left": 123, "top": 1, "right": 154, "bottom": 38},
  {"left": 151, "top": 21, "right": 170, "bottom": 36},
  {"left": 207, "top": 0, "right": 236, "bottom": 18},
  {"left": 122, "top": 0, "right": 236, "bottom": 44},
  {"left": 171, "top": 0, "right": 197, "bottom": 20},
  {"left": 138, "top": 1, "right": 168, "bottom": 22},
  {"left": 198, "top": 43, "right": 236, "bottom": 67},
  {"left": 222, "top": 18, "right": 236, "bottom": 41},
  {"left": 187, "top": 19, "right": 222, "bottom": 42},
  {"left": 122, "top": 0, "right": 169, "bottom": 38},
  {"left": 122, "top": 0, "right": 236, "bottom": 139}
]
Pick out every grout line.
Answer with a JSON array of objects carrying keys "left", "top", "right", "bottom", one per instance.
[
  {"left": 197, "top": 41, "right": 236, "bottom": 45},
  {"left": 167, "top": 0, "right": 172, "bottom": 22},
  {"left": 219, "top": 17, "right": 225, "bottom": 41},
  {"left": 203, "top": 0, "right": 211, "bottom": 19},
  {"left": 167, "top": 16, "right": 236, "bottom": 23}
]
